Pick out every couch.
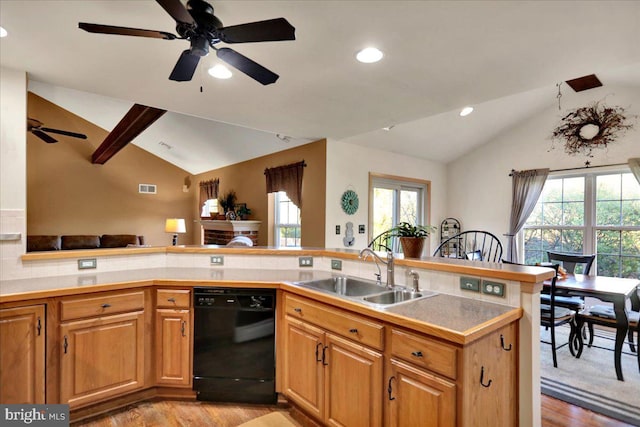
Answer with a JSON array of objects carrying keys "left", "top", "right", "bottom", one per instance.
[{"left": 27, "top": 234, "right": 145, "bottom": 252}]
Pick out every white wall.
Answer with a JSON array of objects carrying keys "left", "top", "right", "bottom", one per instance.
[
  {"left": 446, "top": 85, "right": 640, "bottom": 249},
  {"left": 0, "top": 67, "right": 27, "bottom": 279},
  {"left": 324, "top": 139, "right": 447, "bottom": 252}
]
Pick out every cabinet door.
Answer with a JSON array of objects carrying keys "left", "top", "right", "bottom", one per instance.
[
  {"left": 324, "top": 333, "right": 383, "bottom": 427},
  {"left": 60, "top": 311, "right": 145, "bottom": 408},
  {"left": 0, "top": 305, "right": 45, "bottom": 404},
  {"left": 283, "top": 316, "right": 325, "bottom": 420},
  {"left": 156, "top": 309, "right": 191, "bottom": 386},
  {"left": 387, "top": 359, "right": 456, "bottom": 427}
]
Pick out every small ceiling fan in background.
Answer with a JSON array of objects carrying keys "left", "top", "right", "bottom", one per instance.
[
  {"left": 27, "top": 118, "right": 88, "bottom": 144},
  {"left": 79, "top": 0, "right": 295, "bottom": 84}
]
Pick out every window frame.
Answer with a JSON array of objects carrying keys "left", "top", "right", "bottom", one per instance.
[{"left": 273, "top": 191, "right": 301, "bottom": 248}]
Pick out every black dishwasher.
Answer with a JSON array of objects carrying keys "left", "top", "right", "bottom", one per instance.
[{"left": 193, "top": 287, "right": 276, "bottom": 404}]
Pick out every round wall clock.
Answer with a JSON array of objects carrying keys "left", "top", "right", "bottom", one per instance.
[{"left": 341, "top": 190, "right": 359, "bottom": 215}]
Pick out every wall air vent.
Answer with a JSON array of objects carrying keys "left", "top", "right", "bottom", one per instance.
[{"left": 139, "top": 184, "right": 157, "bottom": 194}]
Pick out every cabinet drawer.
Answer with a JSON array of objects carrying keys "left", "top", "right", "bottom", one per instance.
[
  {"left": 156, "top": 289, "right": 190, "bottom": 309},
  {"left": 390, "top": 328, "right": 457, "bottom": 380},
  {"left": 284, "top": 294, "right": 384, "bottom": 350},
  {"left": 60, "top": 291, "right": 145, "bottom": 321}
]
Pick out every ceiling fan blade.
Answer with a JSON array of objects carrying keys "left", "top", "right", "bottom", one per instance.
[
  {"left": 32, "top": 130, "right": 58, "bottom": 144},
  {"left": 217, "top": 48, "right": 279, "bottom": 85},
  {"left": 156, "top": 0, "right": 195, "bottom": 25},
  {"left": 79, "top": 23, "right": 177, "bottom": 40},
  {"left": 217, "top": 18, "right": 295, "bottom": 43},
  {"left": 169, "top": 50, "right": 201, "bottom": 81},
  {"left": 40, "top": 127, "right": 88, "bottom": 140}
]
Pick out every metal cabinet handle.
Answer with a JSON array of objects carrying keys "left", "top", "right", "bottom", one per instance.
[
  {"left": 411, "top": 351, "right": 423, "bottom": 358},
  {"left": 349, "top": 328, "right": 358, "bottom": 334},
  {"left": 480, "top": 366, "right": 492, "bottom": 388},
  {"left": 294, "top": 307, "right": 302, "bottom": 313},
  {"left": 63, "top": 335, "right": 68, "bottom": 354},
  {"left": 181, "top": 321, "right": 186, "bottom": 337},
  {"left": 101, "top": 303, "right": 111, "bottom": 309},
  {"left": 315, "top": 342, "right": 323, "bottom": 362},
  {"left": 168, "top": 297, "right": 176, "bottom": 303},
  {"left": 500, "top": 334, "right": 512, "bottom": 351},
  {"left": 36, "top": 317, "right": 42, "bottom": 336},
  {"left": 388, "top": 376, "right": 396, "bottom": 400},
  {"left": 322, "top": 345, "right": 329, "bottom": 366}
]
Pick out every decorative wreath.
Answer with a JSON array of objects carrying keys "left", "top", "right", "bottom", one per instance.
[
  {"left": 551, "top": 101, "right": 634, "bottom": 157},
  {"left": 340, "top": 190, "right": 359, "bottom": 215}
]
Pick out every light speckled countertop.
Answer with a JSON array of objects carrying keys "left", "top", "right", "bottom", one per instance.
[{"left": 0, "top": 267, "right": 520, "bottom": 344}]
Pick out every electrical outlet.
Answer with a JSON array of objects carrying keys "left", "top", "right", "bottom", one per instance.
[
  {"left": 335, "top": 225, "right": 341, "bottom": 235},
  {"left": 482, "top": 280, "right": 505, "bottom": 297},
  {"left": 460, "top": 276, "right": 480, "bottom": 292},
  {"left": 331, "top": 259, "right": 342, "bottom": 270},
  {"left": 299, "top": 256, "right": 313, "bottom": 267},
  {"left": 78, "top": 258, "right": 97, "bottom": 270},
  {"left": 210, "top": 255, "right": 224, "bottom": 265},
  {"left": 358, "top": 224, "right": 365, "bottom": 234}
]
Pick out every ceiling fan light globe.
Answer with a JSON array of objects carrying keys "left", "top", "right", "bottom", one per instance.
[
  {"left": 208, "top": 64, "right": 232, "bottom": 79},
  {"left": 356, "top": 47, "right": 383, "bottom": 63},
  {"left": 579, "top": 123, "right": 600, "bottom": 140}
]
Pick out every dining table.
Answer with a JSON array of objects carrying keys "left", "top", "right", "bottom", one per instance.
[{"left": 545, "top": 273, "right": 640, "bottom": 381}]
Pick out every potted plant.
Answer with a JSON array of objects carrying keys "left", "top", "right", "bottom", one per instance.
[
  {"left": 218, "top": 191, "right": 237, "bottom": 215},
  {"left": 389, "top": 222, "right": 437, "bottom": 258},
  {"left": 236, "top": 204, "right": 252, "bottom": 220}
]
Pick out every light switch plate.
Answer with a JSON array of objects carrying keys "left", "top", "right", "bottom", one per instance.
[
  {"left": 210, "top": 255, "right": 224, "bottom": 265},
  {"left": 78, "top": 258, "right": 97, "bottom": 270},
  {"left": 331, "top": 259, "right": 342, "bottom": 270},
  {"left": 299, "top": 256, "right": 313, "bottom": 267},
  {"left": 460, "top": 276, "right": 480, "bottom": 292},
  {"left": 482, "top": 280, "right": 505, "bottom": 297}
]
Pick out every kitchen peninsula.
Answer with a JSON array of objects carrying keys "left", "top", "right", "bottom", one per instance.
[{"left": 0, "top": 246, "right": 553, "bottom": 427}]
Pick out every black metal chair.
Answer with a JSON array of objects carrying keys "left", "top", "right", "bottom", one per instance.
[
  {"left": 433, "top": 230, "right": 503, "bottom": 262},
  {"left": 503, "top": 260, "right": 580, "bottom": 367}
]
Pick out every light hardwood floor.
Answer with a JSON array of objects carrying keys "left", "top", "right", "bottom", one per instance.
[{"left": 70, "top": 396, "right": 634, "bottom": 427}]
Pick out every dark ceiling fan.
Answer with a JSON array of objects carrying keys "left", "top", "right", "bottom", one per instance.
[
  {"left": 79, "top": 0, "right": 295, "bottom": 84},
  {"left": 27, "top": 118, "right": 88, "bottom": 144}
]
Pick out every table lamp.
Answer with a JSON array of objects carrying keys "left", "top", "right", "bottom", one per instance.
[{"left": 165, "top": 218, "right": 186, "bottom": 246}]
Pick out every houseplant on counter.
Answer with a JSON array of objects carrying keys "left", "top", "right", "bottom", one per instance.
[{"left": 389, "top": 222, "right": 437, "bottom": 258}]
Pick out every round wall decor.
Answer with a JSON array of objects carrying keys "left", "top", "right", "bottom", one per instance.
[{"left": 341, "top": 190, "right": 359, "bottom": 215}]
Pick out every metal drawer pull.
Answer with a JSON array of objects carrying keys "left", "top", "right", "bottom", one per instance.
[
  {"left": 294, "top": 307, "right": 302, "bottom": 313},
  {"left": 387, "top": 376, "right": 396, "bottom": 400},
  {"left": 480, "top": 366, "right": 492, "bottom": 388},
  {"left": 181, "top": 321, "right": 186, "bottom": 337},
  {"left": 411, "top": 351, "right": 423, "bottom": 358},
  {"left": 315, "top": 342, "right": 323, "bottom": 362},
  {"left": 37, "top": 317, "right": 42, "bottom": 336},
  {"left": 500, "top": 334, "right": 512, "bottom": 351},
  {"left": 322, "top": 346, "right": 329, "bottom": 366},
  {"left": 63, "top": 335, "right": 68, "bottom": 354},
  {"left": 101, "top": 303, "right": 111, "bottom": 308},
  {"left": 168, "top": 297, "right": 176, "bottom": 303},
  {"left": 349, "top": 328, "right": 358, "bottom": 334}
]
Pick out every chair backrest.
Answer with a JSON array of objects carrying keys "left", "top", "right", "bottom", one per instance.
[
  {"left": 433, "top": 230, "right": 503, "bottom": 262},
  {"left": 546, "top": 251, "right": 595, "bottom": 275}
]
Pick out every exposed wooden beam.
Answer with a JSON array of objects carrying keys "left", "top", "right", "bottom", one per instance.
[{"left": 92, "top": 104, "right": 166, "bottom": 164}]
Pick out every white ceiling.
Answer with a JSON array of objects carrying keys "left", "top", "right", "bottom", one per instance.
[{"left": 1, "top": 1, "right": 639, "bottom": 174}]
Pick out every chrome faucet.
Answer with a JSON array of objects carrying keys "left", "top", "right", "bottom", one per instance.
[
  {"left": 408, "top": 270, "right": 420, "bottom": 293},
  {"left": 359, "top": 248, "right": 395, "bottom": 289}
]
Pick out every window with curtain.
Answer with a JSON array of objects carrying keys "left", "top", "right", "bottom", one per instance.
[
  {"left": 274, "top": 191, "right": 301, "bottom": 247},
  {"left": 369, "top": 175, "right": 427, "bottom": 252},
  {"left": 523, "top": 169, "right": 640, "bottom": 278}
]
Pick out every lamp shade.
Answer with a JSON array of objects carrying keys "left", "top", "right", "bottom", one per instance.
[{"left": 165, "top": 218, "right": 186, "bottom": 234}]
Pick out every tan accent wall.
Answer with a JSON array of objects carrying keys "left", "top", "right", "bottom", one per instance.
[
  {"left": 193, "top": 140, "right": 327, "bottom": 247},
  {"left": 26, "top": 92, "right": 195, "bottom": 246}
]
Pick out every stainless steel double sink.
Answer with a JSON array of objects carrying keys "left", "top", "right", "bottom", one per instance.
[{"left": 293, "top": 276, "right": 437, "bottom": 308}]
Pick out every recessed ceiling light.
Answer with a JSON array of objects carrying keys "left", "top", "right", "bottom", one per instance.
[
  {"left": 459, "top": 106, "right": 474, "bottom": 117},
  {"left": 0, "top": 27, "right": 7, "bottom": 38},
  {"left": 208, "top": 64, "right": 232, "bottom": 79},
  {"left": 356, "top": 47, "right": 383, "bottom": 63}
]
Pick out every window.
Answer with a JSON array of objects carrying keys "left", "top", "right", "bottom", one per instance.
[
  {"left": 274, "top": 191, "right": 301, "bottom": 247},
  {"left": 523, "top": 170, "right": 640, "bottom": 278},
  {"left": 369, "top": 174, "right": 428, "bottom": 252}
]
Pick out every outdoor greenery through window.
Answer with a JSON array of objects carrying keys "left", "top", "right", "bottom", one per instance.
[
  {"left": 274, "top": 191, "right": 301, "bottom": 247},
  {"left": 370, "top": 176, "right": 426, "bottom": 252},
  {"left": 523, "top": 170, "right": 640, "bottom": 278}
]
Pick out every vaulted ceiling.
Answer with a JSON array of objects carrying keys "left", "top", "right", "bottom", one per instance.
[{"left": 1, "top": 1, "right": 639, "bottom": 174}]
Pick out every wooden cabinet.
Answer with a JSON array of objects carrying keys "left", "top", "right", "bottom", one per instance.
[
  {"left": 59, "top": 291, "right": 146, "bottom": 408},
  {"left": 155, "top": 289, "right": 191, "bottom": 387},
  {"left": 0, "top": 305, "right": 45, "bottom": 404},
  {"left": 282, "top": 294, "right": 384, "bottom": 427}
]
